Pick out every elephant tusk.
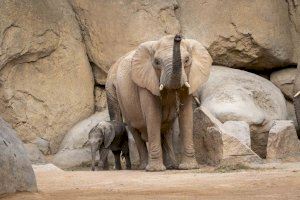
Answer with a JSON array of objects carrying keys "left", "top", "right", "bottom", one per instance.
[
  {"left": 294, "top": 91, "right": 300, "bottom": 98},
  {"left": 184, "top": 82, "right": 190, "bottom": 88},
  {"left": 159, "top": 84, "right": 164, "bottom": 91}
]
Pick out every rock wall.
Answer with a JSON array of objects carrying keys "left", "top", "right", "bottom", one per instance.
[
  {"left": 0, "top": 0, "right": 94, "bottom": 153},
  {"left": 0, "top": 0, "right": 299, "bottom": 157},
  {"left": 179, "top": 0, "right": 295, "bottom": 70}
]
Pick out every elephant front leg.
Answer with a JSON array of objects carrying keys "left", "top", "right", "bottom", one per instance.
[
  {"left": 178, "top": 95, "right": 198, "bottom": 170},
  {"left": 140, "top": 88, "right": 166, "bottom": 171},
  {"left": 98, "top": 149, "right": 109, "bottom": 170},
  {"left": 162, "top": 127, "right": 178, "bottom": 169}
]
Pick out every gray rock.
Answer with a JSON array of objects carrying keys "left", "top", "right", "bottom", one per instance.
[
  {"left": 24, "top": 143, "right": 47, "bottom": 164},
  {"left": 198, "top": 66, "right": 288, "bottom": 158},
  {"left": 33, "top": 137, "right": 50, "bottom": 155},
  {"left": 193, "top": 106, "right": 261, "bottom": 166},
  {"left": 53, "top": 110, "right": 109, "bottom": 169},
  {"left": 0, "top": 118, "right": 37, "bottom": 195},
  {"left": 267, "top": 120, "right": 300, "bottom": 160},
  {"left": 222, "top": 121, "right": 251, "bottom": 147}
]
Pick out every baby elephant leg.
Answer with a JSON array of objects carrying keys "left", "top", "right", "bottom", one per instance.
[{"left": 113, "top": 150, "right": 122, "bottom": 170}]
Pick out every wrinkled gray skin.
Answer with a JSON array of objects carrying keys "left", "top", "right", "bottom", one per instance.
[
  {"left": 88, "top": 121, "right": 131, "bottom": 171},
  {"left": 293, "top": 65, "right": 300, "bottom": 138},
  {"left": 106, "top": 35, "right": 212, "bottom": 171}
]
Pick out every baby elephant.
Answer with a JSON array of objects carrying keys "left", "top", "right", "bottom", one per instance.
[{"left": 88, "top": 121, "right": 131, "bottom": 171}]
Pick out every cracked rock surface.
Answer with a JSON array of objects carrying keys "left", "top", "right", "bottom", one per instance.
[
  {"left": 0, "top": 0, "right": 94, "bottom": 153},
  {"left": 179, "top": 0, "right": 295, "bottom": 69},
  {"left": 70, "top": 0, "right": 181, "bottom": 74}
]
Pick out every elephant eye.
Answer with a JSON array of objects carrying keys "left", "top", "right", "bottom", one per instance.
[
  {"left": 153, "top": 58, "right": 161, "bottom": 68},
  {"left": 184, "top": 56, "right": 191, "bottom": 66}
]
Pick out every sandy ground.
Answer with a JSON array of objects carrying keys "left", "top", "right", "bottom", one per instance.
[{"left": 3, "top": 163, "right": 300, "bottom": 200}]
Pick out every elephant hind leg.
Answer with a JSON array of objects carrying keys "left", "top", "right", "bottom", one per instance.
[
  {"left": 293, "top": 95, "right": 300, "bottom": 139},
  {"left": 128, "top": 126, "right": 148, "bottom": 169},
  {"left": 121, "top": 141, "right": 131, "bottom": 170},
  {"left": 113, "top": 150, "right": 122, "bottom": 170}
]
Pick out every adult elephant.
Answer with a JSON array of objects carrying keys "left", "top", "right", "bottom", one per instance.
[
  {"left": 294, "top": 65, "right": 300, "bottom": 138},
  {"left": 106, "top": 35, "right": 212, "bottom": 171}
]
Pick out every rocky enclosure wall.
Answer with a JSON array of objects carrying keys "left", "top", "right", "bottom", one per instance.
[{"left": 0, "top": 0, "right": 299, "bottom": 154}]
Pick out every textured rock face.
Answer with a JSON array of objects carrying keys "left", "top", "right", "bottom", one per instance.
[
  {"left": 193, "top": 106, "right": 260, "bottom": 166},
  {"left": 70, "top": 0, "right": 180, "bottom": 74},
  {"left": 24, "top": 143, "right": 46, "bottom": 164},
  {"left": 179, "top": 0, "right": 294, "bottom": 69},
  {"left": 267, "top": 120, "right": 300, "bottom": 160},
  {"left": 0, "top": 118, "right": 37, "bottom": 195},
  {"left": 0, "top": 0, "right": 95, "bottom": 153},
  {"left": 198, "top": 66, "right": 288, "bottom": 158},
  {"left": 286, "top": 0, "right": 300, "bottom": 61},
  {"left": 94, "top": 87, "right": 107, "bottom": 112},
  {"left": 270, "top": 68, "right": 297, "bottom": 101},
  {"left": 53, "top": 110, "right": 139, "bottom": 169},
  {"left": 53, "top": 111, "right": 110, "bottom": 169},
  {"left": 222, "top": 121, "right": 251, "bottom": 147}
]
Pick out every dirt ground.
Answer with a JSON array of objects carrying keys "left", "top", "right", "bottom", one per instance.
[{"left": 3, "top": 162, "right": 300, "bottom": 200}]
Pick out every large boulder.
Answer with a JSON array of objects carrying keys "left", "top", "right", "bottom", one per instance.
[
  {"left": 222, "top": 121, "right": 251, "bottom": 147},
  {"left": 179, "top": 0, "right": 294, "bottom": 69},
  {"left": 0, "top": 0, "right": 95, "bottom": 153},
  {"left": 52, "top": 111, "right": 110, "bottom": 169},
  {"left": 198, "top": 66, "right": 288, "bottom": 158},
  {"left": 0, "top": 118, "right": 37, "bottom": 195},
  {"left": 24, "top": 143, "right": 47, "bottom": 164},
  {"left": 267, "top": 120, "right": 300, "bottom": 160},
  {"left": 193, "top": 106, "right": 261, "bottom": 166},
  {"left": 270, "top": 68, "right": 297, "bottom": 101},
  {"left": 70, "top": 0, "right": 180, "bottom": 78},
  {"left": 53, "top": 110, "right": 139, "bottom": 169}
]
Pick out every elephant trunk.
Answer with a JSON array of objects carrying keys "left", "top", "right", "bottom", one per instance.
[
  {"left": 167, "top": 34, "right": 183, "bottom": 89},
  {"left": 91, "top": 144, "right": 97, "bottom": 171}
]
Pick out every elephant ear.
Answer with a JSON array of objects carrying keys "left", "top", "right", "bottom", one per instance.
[
  {"left": 184, "top": 39, "right": 212, "bottom": 95},
  {"left": 131, "top": 41, "right": 160, "bottom": 96},
  {"left": 103, "top": 123, "right": 115, "bottom": 148}
]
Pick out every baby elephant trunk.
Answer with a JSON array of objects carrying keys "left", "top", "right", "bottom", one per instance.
[{"left": 91, "top": 144, "right": 98, "bottom": 171}]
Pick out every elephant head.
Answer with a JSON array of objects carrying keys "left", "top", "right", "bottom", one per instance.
[
  {"left": 131, "top": 34, "right": 212, "bottom": 96},
  {"left": 294, "top": 65, "right": 300, "bottom": 138},
  {"left": 88, "top": 122, "right": 115, "bottom": 171}
]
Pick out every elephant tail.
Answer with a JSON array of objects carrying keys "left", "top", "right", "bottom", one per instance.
[{"left": 106, "top": 81, "right": 123, "bottom": 122}]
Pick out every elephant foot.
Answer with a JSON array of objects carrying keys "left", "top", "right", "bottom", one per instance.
[
  {"left": 139, "top": 162, "right": 148, "bottom": 170},
  {"left": 166, "top": 165, "right": 178, "bottom": 170},
  {"left": 146, "top": 160, "right": 166, "bottom": 172},
  {"left": 179, "top": 157, "right": 199, "bottom": 170}
]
